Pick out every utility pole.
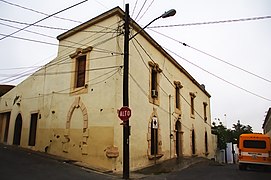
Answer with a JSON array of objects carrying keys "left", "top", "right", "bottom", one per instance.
[
  {"left": 123, "top": 3, "right": 130, "bottom": 179},
  {"left": 121, "top": 4, "right": 176, "bottom": 178}
]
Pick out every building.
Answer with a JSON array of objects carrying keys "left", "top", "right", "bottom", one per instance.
[
  {"left": 0, "top": 7, "right": 215, "bottom": 171},
  {"left": 263, "top": 108, "right": 271, "bottom": 137}
]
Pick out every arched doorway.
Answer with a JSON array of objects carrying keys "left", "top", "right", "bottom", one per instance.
[
  {"left": 191, "top": 129, "right": 196, "bottom": 155},
  {"left": 175, "top": 120, "right": 182, "bottom": 157},
  {"left": 13, "top": 114, "right": 22, "bottom": 145}
]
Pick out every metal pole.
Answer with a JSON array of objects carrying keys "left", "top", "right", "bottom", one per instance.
[
  {"left": 169, "top": 95, "right": 172, "bottom": 158},
  {"left": 123, "top": 3, "right": 130, "bottom": 179}
]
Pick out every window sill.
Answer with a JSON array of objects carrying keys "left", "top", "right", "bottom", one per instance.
[
  {"left": 148, "top": 154, "right": 164, "bottom": 160},
  {"left": 70, "top": 85, "right": 88, "bottom": 95}
]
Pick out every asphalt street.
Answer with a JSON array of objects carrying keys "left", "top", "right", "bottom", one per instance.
[
  {"left": 0, "top": 144, "right": 115, "bottom": 180},
  {"left": 0, "top": 144, "right": 270, "bottom": 180},
  {"left": 143, "top": 160, "right": 271, "bottom": 180}
]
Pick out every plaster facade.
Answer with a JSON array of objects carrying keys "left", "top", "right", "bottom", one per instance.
[
  {"left": 0, "top": 7, "right": 215, "bottom": 171},
  {"left": 263, "top": 108, "right": 271, "bottom": 137}
]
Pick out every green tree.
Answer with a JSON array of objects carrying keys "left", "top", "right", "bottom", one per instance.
[
  {"left": 232, "top": 120, "right": 253, "bottom": 145},
  {"left": 212, "top": 120, "right": 254, "bottom": 149},
  {"left": 211, "top": 121, "right": 228, "bottom": 150}
]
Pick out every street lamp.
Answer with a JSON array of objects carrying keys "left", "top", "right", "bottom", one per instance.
[
  {"left": 129, "top": 9, "right": 176, "bottom": 40},
  {"left": 122, "top": 4, "right": 176, "bottom": 179}
]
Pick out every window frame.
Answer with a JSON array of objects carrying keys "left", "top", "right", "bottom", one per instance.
[
  {"left": 148, "top": 61, "right": 162, "bottom": 105},
  {"left": 70, "top": 47, "right": 92, "bottom": 95},
  {"left": 203, "top": 102, "right": 208, "bottom": 122},
  {"left": 190, "top": 92, "right": 196, "bottom": 118},
  {"left": 75, "top": 55, "right": 87, "bottom": 88},
  {"left": 174, "top": 81, "right": 183, "bottom": 113}
]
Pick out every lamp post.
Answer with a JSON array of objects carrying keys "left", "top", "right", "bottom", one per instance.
[{"left": 122, "top": 4, "right": 176, "bottom": 179}]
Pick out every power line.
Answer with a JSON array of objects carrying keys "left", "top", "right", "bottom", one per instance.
[
  {"left": 148, "top": 15, "right": 271, "bottom": 28},
  {"left": 0, "top": 20, "right": 122, "bottom": 50},
  {"left": 131, "top": 37, "right": 213, "bottom": 128},
  {"left": 0, "top": 0, "right": 88, "bottom": 41},
  {"left": 0, "top": 21, "right": 123, "bottom": 83},
  {"left": 0, "top": 54, "right": 121, "bottom": 73},
  {"left": 0, "top": 32, "right": 122, "bottom": 52},
  {"left": 133, "top": 38, "right": 215, "bottom": 127},
  {"left": 164, "top": 47, "right": 271, "bottom": 102},
  {"left": 129, "top": 72, "right": 192, "bottom": 132},
  {"left": 0, "top": 17, "right": 118, "bottom": 33},
  {"left": 134, "top": 0, "right": 147, "bottom": 21},
  {"left": 137, "top": 0, "right": 155, "bottom": 22},
  {"left": 1, "top": 65, "right": 121, "bottom": 84},
  {"left": 131, "top": 0, "right": 139, "bottom": 17},
  {"left": 0, "top": 22, "right": 56, "bottom": 39},
  {"left": 149, "top": 29, "right": 271, "bottom": 84},
  {"left": 3, "top": 66, "right": 122, "bottom": 100},
  {"left": 0, "top": 33, "right": 76, "bottom": 48},
  {"left": 0, "top": 0, "right": 82, "bottom": 24}
]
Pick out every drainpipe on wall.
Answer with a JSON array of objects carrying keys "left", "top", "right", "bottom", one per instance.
[{"left": 169, "top": 95, "right": 172, "bottom": 158}]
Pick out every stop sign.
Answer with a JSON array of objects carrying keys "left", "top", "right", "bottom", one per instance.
[{"left": 118, "top": 106, "right": 131, "bottom": 121}]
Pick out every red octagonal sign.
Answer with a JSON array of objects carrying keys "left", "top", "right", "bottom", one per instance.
[{"left": 118, "top": 106, "right": 131, "bottom": 121}]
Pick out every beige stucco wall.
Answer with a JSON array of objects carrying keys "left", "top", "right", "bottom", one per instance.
[
  {"left": 0, "top": 11, "right": 214, "bottom": 172},
  {"left": 126, "top": 28, "right": 214, "bottom": 170}
]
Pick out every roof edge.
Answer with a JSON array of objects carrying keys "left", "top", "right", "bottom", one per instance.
[{"left": 57, "top": 6, "right": 124, "bottom": 41}]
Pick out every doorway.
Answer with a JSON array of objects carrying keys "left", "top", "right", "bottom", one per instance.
[
  {"left": 175, "top": 120, "right": 182, "bottom": 157},
  {"left": 191, "top": 129, "right": 196, "bottom": 155},
  {"left": 13, "top": 114, "right": 22, "bottom": 145}
]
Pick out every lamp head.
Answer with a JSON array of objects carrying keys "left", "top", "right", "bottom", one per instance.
[{"left": 161, "top": 9, "right": 176, "bottom": 18}]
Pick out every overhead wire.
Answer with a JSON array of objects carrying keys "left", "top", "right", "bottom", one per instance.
[
  {"left": 131, "top": 37, "right": 213, "bottom": 128},
  {"left": 0, "top": 22, "right": 56, "bottom": 39},
  {"left": 164, "top": 47, "right": 271, "bottom": 102},
  {"left": 137, "top": 0, "right": 155, "bottom": 22},
  {"left": 0, "top": 0, "right": 82, "bottom": 24},
  {"left": 0, "top": 17, "right": 118, "bottom": 33},
  {"left": 148, "top": 15, "right": 271, "bottom": 28},
  {"left": 129, "top": 72, "right": 192, "bottom": 131},
  {"left": 130, "top": 39, "right": 202, "bottom": 131},
  {"left": 1, "top": 63, "right": 122, "bottom": 84},
  {"left": 149, "top": 29, "right": 271, "bottom": 84},
  {"left": 134, "top": 0, "right": 147, "bottom": 21},
  {"left": 0, "top": 0, "right": 88, "bottom": 41},
  {"left": 0, "top": 1, "right": 124, "bottom": 84},
  {"left": 0, "top": 21, "right": 124, "bottom": 83},
  {"left": 7, "top": 66, "right": 122, "bottom": 100},
  {"left": 131, "top": 0, "right": 139, "bottom": 18}
]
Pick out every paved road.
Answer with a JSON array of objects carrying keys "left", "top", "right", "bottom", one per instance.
[
  {"left": 144, "top": 161, "right": 271, "bottom": 180},
  {"left": 1, "top": 144, "right": 270, "bottom": 180},
  {"left": 0, "top": 144, "right": 115, "bottom": 180}
]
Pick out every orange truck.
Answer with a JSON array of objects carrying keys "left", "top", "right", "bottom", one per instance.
[{"left": 238, "top": 133, "right": 271, "bottom": 170}]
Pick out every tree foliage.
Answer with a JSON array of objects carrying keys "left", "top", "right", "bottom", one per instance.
[{"left": 212, "top": 120, "right": 253, "bottom": 150}]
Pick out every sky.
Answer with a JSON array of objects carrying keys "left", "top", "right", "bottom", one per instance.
[{"left": 0, "top": 0, "right": 270, "bottom": 132}]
